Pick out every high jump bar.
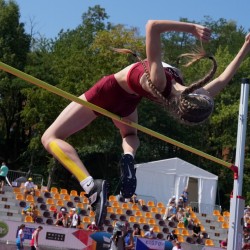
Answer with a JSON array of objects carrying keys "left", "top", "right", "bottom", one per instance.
[{"left": 0, "top": 61, "right": 232, "bottom": 168}]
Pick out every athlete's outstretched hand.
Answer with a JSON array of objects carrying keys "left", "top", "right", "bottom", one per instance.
[
  {"left": 192, "top": 24, "right": 212, "bottom": 42},
  {"left": 245, "top": 33, "right": 250, "bottom": 45}
]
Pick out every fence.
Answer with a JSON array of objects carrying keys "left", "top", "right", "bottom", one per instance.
[
  {"left": 190, "top": 201, "right": 221, "bottom": 214},
  {"left": 7, "top": 170, "right": 44, "bottom": 187}
]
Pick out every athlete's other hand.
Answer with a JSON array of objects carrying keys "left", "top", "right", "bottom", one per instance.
[{"left": 193, "top": 24, "right": 211, "bottom": 42}]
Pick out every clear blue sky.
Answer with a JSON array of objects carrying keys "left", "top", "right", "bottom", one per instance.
[{"left": 15, "top": 0, "right": 250, "bottom": 39}]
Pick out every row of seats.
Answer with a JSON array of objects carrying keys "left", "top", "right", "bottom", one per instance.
[{"left": 14, "top": 186, "right": 227, "bottom": 247}]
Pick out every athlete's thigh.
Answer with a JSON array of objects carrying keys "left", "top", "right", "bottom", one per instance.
[
  {"left": 45, "top": 94, "right": 97, "bottom": 139},
  {"left": 112, "top": 109, "right": 138, "bottom": 137}
]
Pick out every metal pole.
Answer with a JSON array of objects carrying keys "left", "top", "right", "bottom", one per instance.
[{"left": 228, "top": 78, "right": 249, "bottom": 250}]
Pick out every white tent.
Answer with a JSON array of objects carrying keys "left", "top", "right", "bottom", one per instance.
[{"left": 135, "top": 157, "right": 218, "bottom": 209}]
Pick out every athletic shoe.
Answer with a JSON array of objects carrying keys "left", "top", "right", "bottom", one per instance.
[
  {"left": 88, "top": 179, "right": 107, "bottom": 227},
  {"left": 119, "top": 154, "right": 137, "bottom": 198}
]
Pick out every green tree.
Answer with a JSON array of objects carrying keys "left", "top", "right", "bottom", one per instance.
[{"left": 0, "top": 0, "right": 30, "bottom": 163}]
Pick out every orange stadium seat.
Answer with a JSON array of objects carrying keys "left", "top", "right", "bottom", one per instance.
[
  {"left": 24, "top": 215, "right": 34, "bottom": 223},
  {"left": 50, "top": 187, "right": 58, "bottom": 194},
  {"left": 138, "top": 217, "right": 147, "bottom": 224},
  {"left": 89, "top": 210, "right": 95, "bottom": 218},
  {"left": 46, "top": 198, "right": 54, "bottom": 205},
  {"left": 56, "top": 200, "right": 65, "bottom": 207},
  {"left": 48, "top": 205, "right": 57, "bottom": 212},
  {"left": 16, "top": 193, "right": 24, "bottom": 201},
  {"left": 177, "top": 222, "right": 185, "bottom": 229},
  {"left": 222, "top": 222, "right": 229, "bottom": 229},
  {"left": 177, "top": 235, "right": 185, "bottom": 243},
  {"left": 135, "top": 211, "right": 143, "bottom": 217},
  {"left": 80, "top": 191, "right": 87, "bottom": 197},
  {"left": 62, "top": 194, "right": 71, "bottom": 201},
  {"left": 82, "top": 197, "right": 89, "bottom": 204},
  {"left": 181, "top": 229, "right": 190, "bottom": 236},
  {"left": 217, "top": 215, "right": 225, "bottom": 222},
  {"left": 76, "top": 203, "right": 85, "bottom": 209},
  {"left": 131, "top": 204, "right": 140, "bottom": 211},
  {"left": 60, "top": 189, "right": 68, "bottom": 195},
  {"left": 156, "top": 202, "right": 165, "bottom": 208},
  {"left": 150, "top": 207, "right": 159, "bottom": 213},
  {"left": 152, "top": 225, "right": 161, "bottom": 233},
  {"left": 145, "top": 212, "right": 153, "bottom": 219},
  {"left": 35, "top": 190, "right": 41, "bottom": 197},
  {"left": 121, "top": 203, "right": 130, "bottom": 210},
  {"left": 129, "top": 216, "right": 137, "bottom": 223},
  {"left": 205, "top": 239, "right": 214, "bottom": 246},
  {"left": 147, "top": 200, "right": 155, "bottom": 207},
  {"left": 13, "top": 187, "right": 22, "bottom": 194},
  {"left": 148, "top": 219, "right": 156, "bottom": 225},
  {"left": 223, "top": 211, "right": 230, "bottom": 217},
  {"left": 26, "top": 195, "right": 34, "bottom": 202},
  {"left": 53, "top": 193, "right": 61, "bottom": 200},
  {"left": 111, "top": 201, "right": 120, "bottom": 208},
  {"left": 70, "top": 190, "right": 78, "bottom": 197},
  {"left": 213, "top": 209, "right": 221, "bottom": 216},
  {"left": 108, "top": 195, "right": 117, "bottom": 202},
  {"left": 115, "top": 208, "right": 124, "bottom": 215},
  {"left": 82, "top": 216, "right": 91, "bottom": 224}
]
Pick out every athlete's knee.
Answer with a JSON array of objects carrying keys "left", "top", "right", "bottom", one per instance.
[
  {"left": 121, "top": 132, "right": 137, "bottom": 139},
  {"left": 41, "top": 131, "right": 54, "bottom": 151}
]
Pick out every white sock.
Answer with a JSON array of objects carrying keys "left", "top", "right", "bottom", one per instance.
[
  {"left": 124, "top": 152, "right": 134, "bottom": 158},
  {"left": 80, "top": 176, "right": 94, "bottom": 194}
]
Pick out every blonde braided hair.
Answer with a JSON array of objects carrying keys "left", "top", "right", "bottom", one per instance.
[{"left": 112, "top": 48, "right": 217, "bottom": 125}]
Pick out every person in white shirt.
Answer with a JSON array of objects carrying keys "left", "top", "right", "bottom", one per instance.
[
  {"left": 70, "top": 208, "right": 79, "bottom": 228},
  {"left": 144, "top": 228, "right": 157, "bottom": 239},
  {"left": 24, "top": 177, "right": 35, "bottom": 199},
  {"left": 172, "top": 241, "right": 183, "bottom": 250}
]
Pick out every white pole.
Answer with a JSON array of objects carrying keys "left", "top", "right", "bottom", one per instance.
[{"left": 228, "top": 78, "right": 249, "bottom": 250}]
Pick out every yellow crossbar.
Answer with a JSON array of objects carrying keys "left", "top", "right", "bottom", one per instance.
[{"left": 0, "top": 61, "right": 232, "bottom": 168}]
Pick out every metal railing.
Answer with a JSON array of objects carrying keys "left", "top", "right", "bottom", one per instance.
[
  {"left": 189, "top": 201, "right": 221, "bottom": 214},
  {"left": 7, "top": 170, "right": 44, "bottom": 187}
]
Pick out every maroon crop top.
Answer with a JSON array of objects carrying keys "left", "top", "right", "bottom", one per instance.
[{"left": 127, "top": 61, "right": 182, "bottom": 102}]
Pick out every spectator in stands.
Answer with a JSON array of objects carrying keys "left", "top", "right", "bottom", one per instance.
[
  {"left": 183, "top": 207, "right": 192, "bottom": 228},
  {"left": 220, "top": 238, "right": 228, "bottom": 249},
  {"left": 54, "top": 207, "right": 68, "bottom": 227},
  {"left": 176, "top": 197, "right": 184, "bottom": 209},
  {"left": 182, "top": 187, "right": 189, "bottom": 208},
  {"left": 87, "top": 221, "right": 99, "bottom": 231},
  {"left": 124, "top": 229, "right": 135, "bottom": 250},
  {"left": 166, "top": 229, "right": 178, "bottom": 242},
  {"left": 144, "top": 227, "right": 157, "bottom": 239},
  {"left": 16, "top": 224, "right": 25, "bottom": 250},
  {"left": 0, "top": 162, "right": 9, "bottom": 192},
  {"left": 132, "top": 225, "right": 141, "bottom": 238},
  {"left": 31, "top": 205, "right": 39, "bottom": 222},
  {"left": 243, "top": 228, "right": 250, "bottom": 250},
  {"left": 70, "top": 208, "right": 79, "bottom": 228},
  {"left": 176, "top": 208, "right": 185, "bottom": 222},
  {"left": 24, "top": 177, "right": 35, "bottom": 200},
  {"left": 130, "top": 193, "right": 138, "bottom": 204},
  {"left": 192, "top": 222, "right": 203, "bottom": 239},
  {"left": 168, "top": 204, "right": 177, "bottom": 222},
  {"left": 167, "top": 196, "right": 176, "bottom": 207},
  {"left": 23, "top": 203, "right": 33, "bottom": 215},
  {"left": 244, "top": 206, "right": 250, "bottom": 227},
  {"left": 172, "top": 240, "right": 184, "bottom": 250},
  {"left": 163, "top": 195, "right": 177, "bottom": 220},
  {"left": 110, "top": 221, "right": 127, "bottom": 250},
  {"left": 30, "top": 226, "right": 43, "bottom": 250}
]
